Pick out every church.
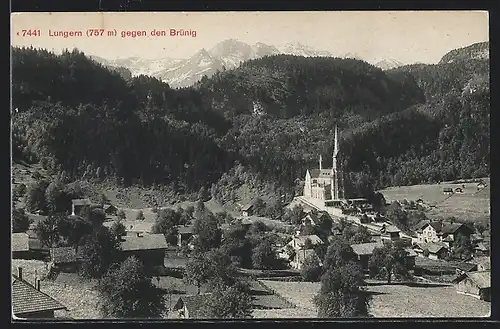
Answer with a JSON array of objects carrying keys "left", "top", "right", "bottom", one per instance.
[{"left": 303, "top": 125, "right": 345, "bottom": 201}]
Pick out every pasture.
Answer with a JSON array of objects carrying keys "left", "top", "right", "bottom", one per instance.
[{"left": 378, "top": 178, "right": 490, "bottom": 223}]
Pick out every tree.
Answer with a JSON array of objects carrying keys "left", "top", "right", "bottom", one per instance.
[
  {"left": 184, "top": 253, "right": 212, "bottom": 295},
  {"left": 12, "top": 208, "right": 30, "bottom": 233},
  {"left": 368, "top": 241, "right": 410, "bottom": 284},
  {"left": 25, "top": 181, "right": 47, "bottom": 213},
  {"left": 192, "top": 211, "right": 221, "bottom": 252},
  {"left": 58, "top": 215, "right": 93, "bottom": 249},
  {"left": 204, "top": 281, "right": 253, "bottom": 319},
  {"left": 323, "top": 238, "right": 358, "bottom": 270},
  {"left": 283, "top": 205, "right": 305, "bottom": 225},
  {"left": 301, "top": 255, "right": 322, "bottom": 282},
  {"left": 117, "top": 209, "right": 126, "bottom": 221},
  {"left": 98, "top": 256, "right": 165, "bottom": 318},
  {"left": 452, "top": 233, "right": 473, "bottom": 260},
  {"left": 303, "top": 238, "right": 313, "bottom": 250},
  {"left": 251, "top": 197, "right": 267, "bottom": 216},
  {"left": 314, "top": 261, "right": 370, "bottom": 318},
  {"left": 13, "top": 183, "right": 27, "bottom": 199},
  {"left": 79, "top": 227, "right": 122, "bottom": 278},
  {"left": 109, "top": 220, "right": 126, "bottom": 240},
  {"left": 251, "top": 238, "right": 279, "bottom": 269},
  {"left": 45, "top": 180, "right": 64, "bottom": 213},
  {"left": 35, "top": 213, "right": 64, "bottom": 248},
  {"left": 198, "top": 186, "right": 210, "bottom": 202},
  {"left": 151, "top": 208, "right": 179, "bottom": 245},
  {"left": 136, "top": 210, "right": 145, "bottom": 221},
  {"left": 346, "top": 225, "right": 372, "bottom": 244}
]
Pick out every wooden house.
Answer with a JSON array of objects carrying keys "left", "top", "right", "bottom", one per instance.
[
  {"left": 12, "top": 233, "right": 49, "bottom": 260},
  {"left": 172, "top": 294, "right": 212, "bottom": 319},
  {"left": 413, "top": 242, "right": 449, "bottom": 260},
  {"left": 120, "top": 234, "right": 169, "bottom": 272},
  {"left": 241, "top": 204, "right": 254, "bottom": 217},
  {"left": 12, "top": 268, "right": 66, "bottom": 319},
  {"left": 380, "top": 225, "right": 401, "bottom": 242},
  {"left": 452, "top": 271, "right": 491, "bottom": 302},
  {"left": 351, "top": 242, "right": 384, "bottom": 271}
]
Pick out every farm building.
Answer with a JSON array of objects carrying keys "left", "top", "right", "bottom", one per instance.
[
  {"left": 413, "top": 242, "right": 449, "bottom": 260},
  {"left": 12, "top": 269, "right": 66, "bottom": 319},
  {"left": 379, "top": 225, "right": 401, "bottom": 242},
  {"left": 241, "top": 204, "right": 254, "bottom": 217},
  {"left": 12, "top": 233, "right": 48, "bottom": 260},
  {"left": 177, "top": 225, "right": 194, "bottom": 247},
  {"left": 172, "top": 294, "right": 212, "bottom": 319},
  {"left": 120, "top": 234, "right": 169, "bottom": 272},
  {"left": 351, "top": 242, "right": 384, "bottom": 270},
  {"left": 71, "top": 199, "right": 91, "bottom": 216},
  {"left": 287, "top": 235, "right": 324, "bottom": 250},
  {"left": 50, "top": 247, "right": 80, "bottom": 273},
  {"left": 452, "top": 271, "right": 491, "bottom": 302},
  {"left": 290, "top": 248, "right": 321, "bottom": 270}
]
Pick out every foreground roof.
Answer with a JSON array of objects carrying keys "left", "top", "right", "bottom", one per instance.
[
  {"left": 12, "top": 275, "right": 66, "bottom": 316},
  {"left": 120, "top": 234, "right": 168, "bottom": 251},
  {"left": 453, "top": 271, "right": 491, "bottom": 289},
  {"left": 308, "top": 169, "right": 332, "bottom": 178}
]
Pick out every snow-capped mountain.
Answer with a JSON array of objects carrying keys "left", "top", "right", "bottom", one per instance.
[
  {"left": 374, "top": 59, "right": 404, "bottom": 70},
  {"left": 278, "top": 42, "right": 333, "bottom": 57},
  {"left": 91, "top": 39, "right": 335, "bottom": 88}
]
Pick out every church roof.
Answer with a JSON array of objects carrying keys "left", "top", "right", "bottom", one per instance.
[{"left": 308, "top": 169, "right": 331, "bottom": 178}]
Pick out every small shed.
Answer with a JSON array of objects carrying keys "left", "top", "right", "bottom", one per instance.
[
  {"left": 172, "top": 294, "right": 212, "bottom": 319},
  {"left": 241, "top": 204, "right": 254, "bottom": 217},
  {"left": 351, "top": 242, "right": 384, "bottom": 270},
  {"left": 452, "top": 271, "right": 491, "bottom": 302},
  {"left": 177, "top": 225, "right": 194, "bottom": 247},
  {"left": 71, "top": 199, "right": 91, "bottom": 216},
  {"left": 120, "top": 234, "right": 169, "bottom": 271}
]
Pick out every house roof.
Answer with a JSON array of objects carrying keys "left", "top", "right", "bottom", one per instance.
[
  {"left": 292, "top": 235, "right": 323, "bottom": 246},
  {"left": 12, "top": 233, "right": 30, "bottom": 252},
  {"left": 103, "top": 204, "right": 117, "bottom": 211},
  {"left": 381, "top": 225, "right": 400, "bottom": 234},
  {"left": 350, "top": 242, "right": 384, "bottom": 256},
  {"left": 120, "top": 234, "right": 168, "bottom": 252},
  {"left": 178, "top": 225, "right": 194, "bottom": 234},
  {"left": 174, "top": 294, "right": 212, "bottom": 318},
  {"left": 12, "top": 275, "right": 66, "bottom": 316},
  {"left": 50, "top": 247, "right": 77, "bottom": 264},
  {"left": 71, "top": 199, "right": 91, "bottom": 206},
  {"left": 405, "top": 248, "right": 418, "bottom": 257},
  {"left": 103, "top": 220, "right": 154, "bottom": 233},
  {"left": 455, "top": 262, "right": 478, "bottom": 273},
  {"left": 413, "top": 220, "right": 430, "bottom": 231},
  {"left": 308, "top": 169, "right": 332, "bottom": 178},
  {"left": 453, "top": 271, "right": 491, "bottom": 289},
  {"left": 294, "top": 249, "right": 320, "bottom": 264},
  {"left": 416, "top": 242, "right": 448, "bottom": 254},
  {"left": 441, "top": 223, "right": 467, "bottom": 234},
  {"left": 241, "top": 204, "right": 253, "bottom": 211}
]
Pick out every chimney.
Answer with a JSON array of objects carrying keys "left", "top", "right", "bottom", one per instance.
[
  {"left": 36, "top": 279, "right": 41, "bottom": 291},
  {"left": 18, "top": 267, "right": 23, "bottom": 280}
]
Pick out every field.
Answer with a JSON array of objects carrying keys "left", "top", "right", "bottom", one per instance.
[
  {"left": 378, "top": 178, "right": 490, "bottom": 222},
  {"left": 259, "top": 280, "right": 491, "bottom": 318}
]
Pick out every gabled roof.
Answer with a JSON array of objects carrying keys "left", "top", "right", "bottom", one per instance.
[
  {"left": 120, "top": 234, "right": 168, "bottom": 252},
  {"left": 350, "top": 242, "right": 384, "bottom": 256},
  {"left": 12, "top": 275, "right": 66, "bottom": 316},
  {"left": 241, "top": 204, "right": 253, "bottom": 211},
  {"left": 308, "top": 169, "right": 332, "bottom": 178},
  {"left": 455, "top": 262, "right": 478, "bottom": 273},
  {"left": 474, "top": 243, "right": 489, "bottom": 252},
  {"left": 71, "top": 199, "right": 91, "bottom": 206},
  {"left": 452, "top": 271, "right": 491, "bottom": 289},
  {"left": 292, "top": 235, "right": 324, "bottom": 246},
  {"left": 441, "top": 223, "right": 471, "bottom": 235},
  {"left": 416, "top": 242, "right": 449, "bottom": 254},
  {"left": 174, "top": 294, "right": 212, "bottom": 318},
  {"left": 381, "top": 225, "right": 400, "bottom": 234},
  {"left": 178, "top": 225, "right": 194, "bottom": 234},
  {"left": 103, "top": 220, "right": 154, "bottom": 233},
  {"left": 413, "top": 220, "right": 430, "bottom": 231},
  {"left": 50, "top": 247, "right": 77, "bottom": 264}
]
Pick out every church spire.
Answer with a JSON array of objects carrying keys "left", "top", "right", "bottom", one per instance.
[{"left": 319, "top": 154, "right": 322, "bottom": 170}]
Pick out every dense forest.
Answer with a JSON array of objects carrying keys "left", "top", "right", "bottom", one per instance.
[{"left": 11, "top": 42, "right": 490, "bottom": 205}]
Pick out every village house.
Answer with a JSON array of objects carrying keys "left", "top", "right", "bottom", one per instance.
[
  {"left": 12, "top": 268, "right": 66, "bottom": 319},
  {"left": 380, "top": 225, "right": 401, "bottom": 242},
  {"left": 413, "top": 220, "right": 474, "bottom": 246},
  {"left": 241, "top": 204, "right": 254, "bottom": 217},
  {"left": 452, "top": 271, "right": 491, "bottom": 302},
  {"left": 301, "top": 211, "right": 331, "bottom": 226},
  {"left": 287, "top": 235, "right": 324, "bottom": 250},
  {"left": 50, "top": 247, "right": 81, "bottom": 273},
  {"left": 413, "top": 242, "right": 449, "bottom": 260},
  {"left": 177, "top": 225, "right": 194, "bottom": 247},
  {"left": 12, "top": 232, "right": 49, "bottom": 260},
  {"left": 290, "top": 248, "right": 322, "bottom": 270},
  {"left": 120, "top": 233, "right": 169, "bottom": 272},
  {"left": 350, "top": 242, "right": 384, "bottom": 271},
  {"left": 103, "top": 204, "right": 118, "bottom": 216},
  {"left": 172, "top": 294, "right": 212, "bottom": 319}
]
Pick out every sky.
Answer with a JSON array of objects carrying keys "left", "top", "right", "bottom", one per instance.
[{"left": 11, "top": 11, "right": 489, "bottom": 64}]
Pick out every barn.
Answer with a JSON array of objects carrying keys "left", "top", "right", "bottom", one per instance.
[{"left": 452, "top": 271, "right": 491, "bottom": 302}]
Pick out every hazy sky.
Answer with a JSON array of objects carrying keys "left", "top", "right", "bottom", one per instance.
[{"left": 11, "top": 11, "right": 489, "bottom": 64}]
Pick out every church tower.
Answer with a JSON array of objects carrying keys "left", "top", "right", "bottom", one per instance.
[{"left": 331, "top": 124, "right": 344, "bottom": 200}]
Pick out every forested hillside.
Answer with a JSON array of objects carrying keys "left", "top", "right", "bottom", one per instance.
[{"left": 11, "top": 44, "right": 490, "bottom": 206}]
